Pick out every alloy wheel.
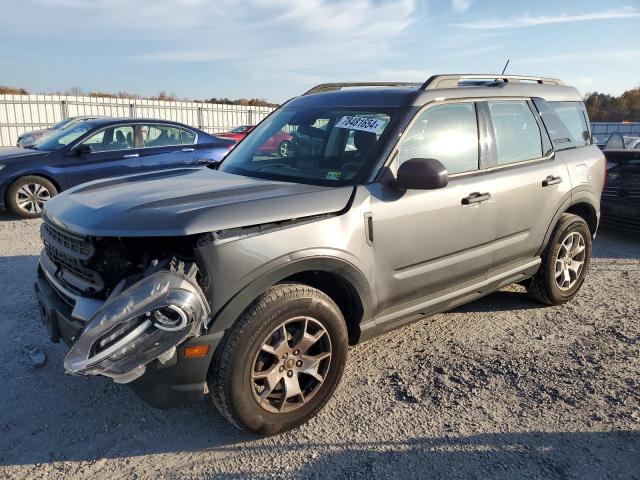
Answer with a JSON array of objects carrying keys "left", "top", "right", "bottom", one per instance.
[
  {"left": 15, "top": 183, "right": 51, "bottom": 214},
  {"left": 251, "top": 316, "right": 331, "bottom": 413},
  {"left": 555, "top": 231, "right": 586, "bottom": 290}
]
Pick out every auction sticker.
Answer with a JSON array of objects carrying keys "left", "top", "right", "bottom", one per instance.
[{"left": 335, "top": 116, "right": 387, "bottom": 135}]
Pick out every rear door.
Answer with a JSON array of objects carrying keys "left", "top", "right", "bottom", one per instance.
[
  {"left": 479, "top": 99, "right": 571, "bottom": 271},
  {"left": 370, "top": 101, "right": 498, "bottom": 312},
  {"left": 62, "top": 124, "right": 141, "bottom": 187},
  {"left": 137, "top": 123, "right": 197, "bottom": 171}
]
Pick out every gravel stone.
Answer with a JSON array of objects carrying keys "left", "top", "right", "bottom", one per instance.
[{"left": 0, "top": 215, "right": 638, "bottom": 479}]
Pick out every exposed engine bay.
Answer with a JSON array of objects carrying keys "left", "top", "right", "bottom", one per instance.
[{"left": 39, "top": 217, "right": 211, "bottom": 383}]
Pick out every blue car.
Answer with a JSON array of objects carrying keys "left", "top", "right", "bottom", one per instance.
[{"left": 0, "top": 118, "right": 235, "bottom": 218}]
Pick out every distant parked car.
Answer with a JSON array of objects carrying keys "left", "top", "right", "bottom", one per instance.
[
  {"left": 601, "top": 149, "right": 640, "bottom": 230},
  {"left": 1, "top": 118, "right": 235, "bottom": 218},
  {"left": 216, "top": 125, "right": 256, "bottom": 142},
  {"left": 17, "top": 116, "right": 101, "bottom": 148},
  {"left": 218, "top": 125, "right": 292, "bottom": 157}
]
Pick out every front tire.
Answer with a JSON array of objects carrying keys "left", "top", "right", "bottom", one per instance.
[
  {"left": 209, "top": 284, "right": 348, "bottom": 435},
  {"left": 7, "top": 175, "right": 58, "bottom": 219},
  {"left": 527, "top": 214, "right": 592, "bottom": 305}
]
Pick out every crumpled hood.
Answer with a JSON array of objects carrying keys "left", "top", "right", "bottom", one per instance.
[
  {"left": 0, "top": 147, "right": 49, "bottom": 162},
  {"left": 44, "top": 167, "right": 354, "bottom": 237}
]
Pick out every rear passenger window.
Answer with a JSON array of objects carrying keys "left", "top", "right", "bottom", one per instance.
[
  {"left": 399, "top": 102, "right": 479, "bottom": 175},
  {"left": 487, "top": 101, "right": 543, "bottom": 165},
  {"left": 141, "top": 125, "right": 195, "bottom": 147}
]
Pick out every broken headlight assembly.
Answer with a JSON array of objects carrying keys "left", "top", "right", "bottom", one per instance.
[{"left": 64, "top": 270, "right": 211, "bottom": 384}]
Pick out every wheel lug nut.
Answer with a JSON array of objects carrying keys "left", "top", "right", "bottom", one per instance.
[
  {"left": 279, "top": 366, "right": 284, "bottom": 372},
  {"left": 283, "top": 353, "right": 288, "bottom": 359},
  {"left": 287, "top": 370, "right": 293, "bottom": 377},
  {"left": 296, "top": 360, "right": 303, "bottom": 367},
  {"left": 293, "top": 350, "right": 300, "bottom": 356}
]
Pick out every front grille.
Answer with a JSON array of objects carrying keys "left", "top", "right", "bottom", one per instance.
[
  {"left": 41, "top": 218, "right": 104, "bottom": 294},
  {"left": 602, "top": 186, "right": 640, "bottom": 202},
  {"left": 48, "top": 274, "right": 77, "bottom": 308},
  {"left": 42, "top": 220, "right": 94, "bottom": 259}
]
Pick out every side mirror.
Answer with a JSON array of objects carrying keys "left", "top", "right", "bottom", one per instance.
[
  {"left": 395, "top": 158, "right": 449, "bottom": 190},
  {"left": 73, "top": 144, "right": 92, "bottom": 156}
]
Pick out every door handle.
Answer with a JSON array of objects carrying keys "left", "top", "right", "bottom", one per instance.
[
  {"left": 122, "top": 153, "right": 139, "bottom": 158},
  {"left": 181, "top": 148, "right": 195, "bottom": 152},
  {"left": 462, "top": 192, "right": 491, "bottom": 205},
  {"left": 542, "top": 175, "right": 562, "bottom": 187}
]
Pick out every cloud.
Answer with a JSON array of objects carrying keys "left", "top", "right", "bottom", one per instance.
[
  {"left": 455, "top": 6, "right": 640, "bottom": 29},
  {"left": 526, "top": 49, "right": 640, "bottom": 64},
  {"left": 452, "top": 0, "right": 472, "bottom": 13}
]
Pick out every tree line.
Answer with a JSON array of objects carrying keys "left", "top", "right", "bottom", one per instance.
[
  {"left": 0, "top": 85, "right": 278, "bottom": 108},
  {"left": 2, "top": 83, "right": 638, "bottom": 120},
  {"left": 583, "top": 88, "right": 639, "bottom": 122}
]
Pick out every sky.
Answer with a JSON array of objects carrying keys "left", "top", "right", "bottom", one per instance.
[{"left": 0, "top": 0, "right": 638, "bottom": 103}]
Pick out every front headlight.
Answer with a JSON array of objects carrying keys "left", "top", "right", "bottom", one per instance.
[{"left": 64, "top": 270, "right": 210, "bottom": 383}]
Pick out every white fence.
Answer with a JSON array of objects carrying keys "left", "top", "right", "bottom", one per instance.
[{"left": 0, "top": 94, "right": 276, "bottom": 147}]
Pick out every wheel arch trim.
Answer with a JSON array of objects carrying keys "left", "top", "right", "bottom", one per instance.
[
  {"left": 538, "top": 193, "right": 599, "bottom": 256},
  {"left": 208, "top": 255, "right": 374, "bottom": 337}
]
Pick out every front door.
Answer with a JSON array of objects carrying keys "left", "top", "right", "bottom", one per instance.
[
  {"left": 370, "top": 101, "right": 497, "bottom": 313},
  {"left": 62, "top": 124, "right": 140, "bottom": 188}
]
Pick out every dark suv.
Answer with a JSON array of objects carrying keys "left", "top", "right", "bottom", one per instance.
[{"left": 35, "top": 74, "right": 605, "bottom": 434}]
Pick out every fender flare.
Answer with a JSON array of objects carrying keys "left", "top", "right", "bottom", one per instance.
[
  {"left": 537, "top": 191, "right": 599, "bottom": 256},
  {"left": 208, "top": 255, "right": 374, "bottom": 334}
]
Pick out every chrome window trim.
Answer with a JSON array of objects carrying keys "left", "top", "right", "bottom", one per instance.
[
  {"left": 138, "top": 123, "right": 198, "bottom": 149},
  {"left": 69, "top": 122, "right": 199, "bottom": 154},
  {"left": 69, "top": 123, "right": 136, "bottom": 155}
]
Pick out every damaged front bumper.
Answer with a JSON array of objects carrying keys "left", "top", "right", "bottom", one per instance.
[{"left": 35, "top": 253, "right": 221, "bottom": 407}]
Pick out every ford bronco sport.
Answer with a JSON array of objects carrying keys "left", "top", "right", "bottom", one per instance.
[{"left": 35, "top": 74, "right": 605, "bottom": 434}]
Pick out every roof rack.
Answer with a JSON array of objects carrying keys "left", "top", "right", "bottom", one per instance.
[
  {"left": 302, "top": 75, "right": 564, "bottom": 96},
  {"left": 421, "top": 74, "right": 564, "bottom": 90},
  {"left": 303, "top": 82, "right": 419, "bottom": 96}
]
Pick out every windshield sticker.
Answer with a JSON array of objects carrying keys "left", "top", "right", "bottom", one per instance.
[
  {"left": 326, "top": 171, "right": 342, "bottom": 180},
  {"left": 335, "top": 116, "right": 387, "bottom": 135}
]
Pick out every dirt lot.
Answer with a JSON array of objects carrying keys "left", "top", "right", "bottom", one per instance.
[{"left": 0, "top": 214, "right": 638, "bottom": 479}]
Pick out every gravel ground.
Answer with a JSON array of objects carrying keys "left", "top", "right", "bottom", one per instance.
[{"left": 0, "top": 214, "right": 638, "bottom": 479}]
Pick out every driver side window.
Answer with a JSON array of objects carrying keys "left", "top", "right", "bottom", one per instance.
[
  {"left": 398, "top": 102, "right": 479, "bottom": 175},
  {"left": 81, "top": 126, "right": 134, "bottom": 153}
]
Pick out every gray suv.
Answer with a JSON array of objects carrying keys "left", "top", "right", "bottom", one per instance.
[{"left": 35, "top": 74, "right": 605, "bottom": 434}]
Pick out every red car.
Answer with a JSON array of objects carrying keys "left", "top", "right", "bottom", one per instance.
[{"left": 218, "top": 125, "right": 292, "bottom": 157}]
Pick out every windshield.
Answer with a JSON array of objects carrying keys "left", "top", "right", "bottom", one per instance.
[
  {"left": 36, "top": 122, "right": 93, "bottom": 151},
  {"left": 219, "top": 106, "right": 397, "bottom": 186},
  {"left": 51, "top": 118, "right": 75, "bottom": 130}
]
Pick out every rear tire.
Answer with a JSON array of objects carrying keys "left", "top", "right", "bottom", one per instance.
[
  {"left": 7, "top": 175, "right": 58, "bottom": 219},
  {"left": 527, "top": 214, "right": 592, "bottom": 305},
  {"left": 209, "top": 284, "right": 348, "bottom": 435}
]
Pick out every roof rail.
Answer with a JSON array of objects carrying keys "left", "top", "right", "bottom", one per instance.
[
  {"left": 421, "top": 74, "right": 564, "bottom": 90},
  {"left": 303, "top": 82, "right": 419, "bottom": 96}
]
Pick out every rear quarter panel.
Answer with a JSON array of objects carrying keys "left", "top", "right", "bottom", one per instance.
[{"left": 562, "top": 145, "right": 606, "bottom": 214}]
